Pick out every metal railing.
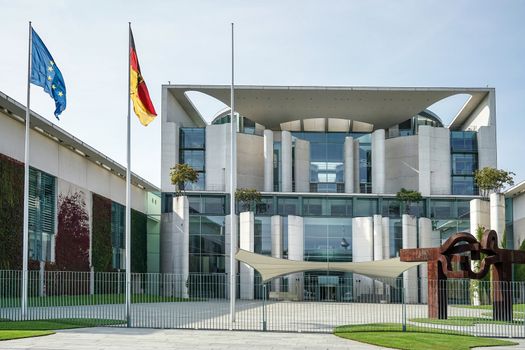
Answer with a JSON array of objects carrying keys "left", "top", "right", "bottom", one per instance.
[{"left": 1, "top": 270, "right": 525, "bottom": 337}]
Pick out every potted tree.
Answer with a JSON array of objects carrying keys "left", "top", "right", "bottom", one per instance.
[
  {"left": 170, "top": 163, "right": 199, "bottom": 196},
  {"left": 474, "top": 167, "right": 514, "bottom": 200},
  {"left": 235, "top": 188, "right": 262, "bottom": 212},
  {"left": 396, "top": 188, "right": 422, "bottom": 215}
]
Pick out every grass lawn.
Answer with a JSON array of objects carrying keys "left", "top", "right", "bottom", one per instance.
[
  {"left": 0, "top": 318, "right": 124, "bottom": 342},
  {"left": 0, "top": 318, "right": 125, "bottom": 330},
  {"left": 0, "top": 330, "right": 54, "bottom": 341},
  {"left": 410, "top": 316, "right": 524, "bottom": 326},
  {"left": 1, "top": 294, "right": 198, "bottom": 307},
  {"left": 458, "top": 303, "right": 525, "bottom": 312},
  {"left": 333, "top": 323, "right": 518, "bottom": 350}
]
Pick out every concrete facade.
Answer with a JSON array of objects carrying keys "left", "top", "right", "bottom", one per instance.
[
  {"left": 371, "top": 129, "right": 385, "bottom": 194},
  {"left": 281, "top": 131, "right": 293, "bottom": 192},
  {"left": 288, "top": 215, "right": 304, "bottom": 300},
  {"left": 490, "top": 193, "right": 506, "bottom": 241},
  {"left": 402, "top": 214, "right": 418, "bottom": 303},
  {"left": 344, "top": 137, "right": 354, "bottom": 193},
  {"left": 418, "top": 126, "right": 451, "bottom": 196},
  {"left": 263, "top": 130, "right": 274, "bottom": 192},
  {"left": 239, "top": 211, "right": 255, "bottom": 299},
  {"left": 294, "top": 138, "right": 310, "bottom": 193}
]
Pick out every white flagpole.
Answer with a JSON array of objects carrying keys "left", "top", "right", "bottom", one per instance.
[
  {"left": 125, "top": 22, "right": 132, "bottom": 328},
  {"left": 22, "top": 20, "right": 33, "bottom": 319},
  {"left": 229, "top": 22, "right": 237, "bottom": 326}
]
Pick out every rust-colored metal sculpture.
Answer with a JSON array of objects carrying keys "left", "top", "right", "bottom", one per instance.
[{"left": 400, "top": 229, "right": 525, "bottom": 321}]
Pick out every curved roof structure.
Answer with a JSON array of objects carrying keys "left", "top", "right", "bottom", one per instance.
[{"left": 166, "top": 85, "right": 492, "bottom": 130}]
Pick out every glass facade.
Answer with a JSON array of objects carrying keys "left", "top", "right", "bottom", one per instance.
[
  {"left": 450, "top": 131, "right": 478, "bottom": 195},
  {"left": 111, "top": 202, "right": 125, "bottom": 269},
  {"left": 179, "top": 128, "right": 205, "bottom": 190},
  {"left": 304, "top": 218, "right": 352, "bottom": 262},
  {"left": 28, "top": 168, "right": 56, "bottom": 261},
  {"left": 290, "top": 132, "right": 371, "bottom": 193}
]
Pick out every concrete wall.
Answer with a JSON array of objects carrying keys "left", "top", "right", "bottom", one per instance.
[
  {"left": 384, "top": 135, "right": 419, "bottom": 194},
  {"left": 513, "top": 194, "right": 525, "bottom": 248},
  {"left": 160, "top": 196, "right": 189, "bottom": 297},
  {"left": 352, "top": 217, "right": 374, "bottom": 295},
  {"left": 294, "top": 138, "right": 310, "bottom": 192},
  {"left": 418, "top": 217, "right": 440, "bottom": 304},
  {"left": 371, "top": 129, "right": 385, "bottom": 194},
  {"left": 0, "top": 111, "right": 147, "bottom": 213},
  {"left": 477, "top": 125, "right": 497, "bottom": 169},
  {"left": 237, "top": 133, "right": 265, "bottom": 191},
  {"left": 353, "top": 139, "right": 360, "bottom": 193},
  {"left": 418, "top": 126, "right": 451, "bottom": 196},
  {"left": 490, "top": 193, "right": 505, "bottom": 239},
  {"left": 281, "top": 131, "right": 293, "bottom": 192},
  {"left": 263, "top": 130, "right": 274, "bottom": 192},
  {"left": 271, "top": 215, "right": 282, "bottom": 291},
  {"left": 205, "top": 124, "right": 227, "bottom": 191},
  {"left": 239, "top": 211, "right": 255, "bottom": 300}
]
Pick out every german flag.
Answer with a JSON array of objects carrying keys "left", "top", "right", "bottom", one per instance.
[{"left": 129, "top": 29, "right": 157, "bottom": 126}]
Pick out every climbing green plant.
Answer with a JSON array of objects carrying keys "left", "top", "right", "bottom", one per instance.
[
  {"left": 396, "top": 188, "right": 422, "bottom": 214},
  {"left": 0, "top": 154, "right": 24, "bottom": 270},
  {"left": 92, "top": 194, "right": 113, "bottom": 272}
]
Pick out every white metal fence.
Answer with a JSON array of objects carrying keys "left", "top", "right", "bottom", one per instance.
[{"left": 1, "top": 270, "right": 525, "bottom": 337}]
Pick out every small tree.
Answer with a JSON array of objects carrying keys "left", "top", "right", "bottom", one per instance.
[
  {"left": 396, "top": 188, "right": 422, "bottom": 214},
  {"left": 474, "top": 167, "right": 515, "bottom": 199},
  {"left": 170, "top": 163, "right": 199, "bottom": 196},
  {"left": 235, "top": 188, "right": 262, "bottom": 212}
]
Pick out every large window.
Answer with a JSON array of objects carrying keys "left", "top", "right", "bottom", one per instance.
[
  {"left": 189, "top": 215, "right": 225, "bottom": 273},
  {"left": 450, "top": 131, "right": 478, "bottom": 195},
  {"left": 304, "top": 218, "right": 352, "bottom": 263},
  {"left": 179, "top": 128, "right": 205, "bottom": 191},
  {"left": 28, "top": 168, "right": 56, "bottom": 261}
]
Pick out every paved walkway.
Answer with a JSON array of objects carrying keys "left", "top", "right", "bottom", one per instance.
[
  {"left": 0, "top": 327, "right": 379, "bottom": 350},
  {"left": 2, "top": 327, "right": 525, "bottom": 350}
]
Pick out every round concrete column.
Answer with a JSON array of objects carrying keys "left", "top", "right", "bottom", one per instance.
[
  {"left": 344, "top": 137, "right": 354, "bottom": 193},
  {"left": 263, "top": 130, "right": 274, "bottom": 192},
  {"left": 372, "top": 129, "right": 385, "bottom": 194},
  {"left": 281, "top": 131, "right": 293, "bottom": 192}
]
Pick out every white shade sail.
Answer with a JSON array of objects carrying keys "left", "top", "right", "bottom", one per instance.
[{"left": 235, "top": 249, "right": 422, "bottom": 282}]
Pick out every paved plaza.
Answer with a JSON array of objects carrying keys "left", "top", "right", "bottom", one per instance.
[{"left": 2, "top": 327, "right": 525, "bottom": 350}]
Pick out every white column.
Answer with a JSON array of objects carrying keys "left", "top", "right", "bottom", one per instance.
[
  {"left": 418, "top": 217, "right": 438, "bottom": 304},
  {"left": 402, "top": 214, "right": 417, "bottom": 303},
  {"left": 281, "top": 131, "right": 293, "bottom": 192},
  {"left": 294, "top": 139, "right": 310, "bottom": 192},
  {"left": 271, "top": 215, "right": 282, "bottom": 291},
  {"left": 173, "top": 196, "right": 189, "bottom": 298},
  {"left": 382, "top": 217, "right": 390, "bottom": 259},
  {"left": 371, "top": 129, "right": 385, "bottom": 194},
  {"left": 353, "top": 139, "right": 360, "bottom": 193},
  {"left": 344, "top": 136, "right": 354, "bottom": 193},
  {"left": 239, "top": 211, "right": 255, "bottom": 300},
  {"left": 263, "top": 129, "right": 274, "bottom": 192},
  {"left": 490, "top": 193, "right": 506, "bottom": 240},
  {"left": 373, "top": 215, "right": 383, "bottom": 260},
  {"left": 352, "top": 217, "right": 374, "bottom": 298},
  {"left": 470, "top": 199, "right": 490, "bottom": 236},
  {"left": 288, "top": 215, "right": 304, "bottom": 300}
]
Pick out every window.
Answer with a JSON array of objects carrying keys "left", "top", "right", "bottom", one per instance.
[
  {"left": 452, "top": 154, "right": 477, "bottom": 175},
  {"left": 111, "top": 202, "right": 125, "bottom": 269},
  {"left": 28, "top": 168, "right": 56, "bottom": 261},
  {"left": 180, "top": 128, "right": 205, "bottom": 190},
  {"left": 277, "top": 197, "right": 298, "bottom": 215},
  {"left": 354, "top": 198, "right": 378, "bottom": 217}
]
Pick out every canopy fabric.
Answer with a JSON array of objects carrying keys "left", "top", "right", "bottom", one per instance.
[{"left": 235, "top": 249, "right": 423, "bottom": 282}]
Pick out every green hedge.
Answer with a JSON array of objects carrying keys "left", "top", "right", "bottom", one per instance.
[
  {"left": 91, "top": 193, "right": 112, "bottom": 272},
  {"left": 0, "top": 154, "right": 24, "bottom": 270},
  {"left": 131, "top": 209, "right": 147, "bottom": 273}
]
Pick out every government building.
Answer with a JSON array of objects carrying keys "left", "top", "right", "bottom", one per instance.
[{"left": 159, "top": 85, "right": 522, "bottom": 301}]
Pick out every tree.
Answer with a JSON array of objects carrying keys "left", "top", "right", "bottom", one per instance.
[
  {"left": 396, "top": 188, "right": 422, "bottom": 214},
  {"left": 474, "top": 167, "right": 515, "bottom": 199},
  {"left": 235, "top": 188, "right": 262, "bottom": 212},
  {"left": 170, "top": 163, "right": 199, "bottom": 196}
]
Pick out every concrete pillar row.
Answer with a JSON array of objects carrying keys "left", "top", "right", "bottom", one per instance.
[
  {"left": 344, "top": 137, "right": 354, "bottom": 193},
  {"left": 239, "top": 211, "right": 255, "bottom": 300},
  {"left": 281, "top": 131, "right": 293, "bottom": 192},
  {"left": 288, "top": 215, "right": 304, "bottom": 300},
  {"left": 263, "top": 130, "right": 274, "bottom": 192}
]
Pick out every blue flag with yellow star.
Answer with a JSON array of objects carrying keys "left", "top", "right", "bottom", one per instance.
[{"left": 30, "top": 28, "right": 66, "bottom": 118}]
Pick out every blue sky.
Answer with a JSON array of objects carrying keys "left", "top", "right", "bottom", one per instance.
[{"left": 0, "top": 0, "right": 523, "bottom": 187}]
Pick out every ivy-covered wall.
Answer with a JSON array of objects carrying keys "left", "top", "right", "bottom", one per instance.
[
  {"left": 55, "top": 192, "right": 90, "bottom": 271},
  {"left": 131, "top": 209, "right": 147, "bottom": 273},
  {"left": 0, "top": 154, "right": 23, "bottom": 270},
  {"left": 92, "top": 193, "right": 112, "bottom": 272}
]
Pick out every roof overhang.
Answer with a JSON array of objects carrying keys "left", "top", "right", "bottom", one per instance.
[
  {"left": 0, "top": 90, "right": 159, "bottom": 192},
  {"left": 166, "top": 85, "right": 492, "bottom": 130},
  {"left": 505, "top": 180, "right": 525, "bottom": 198}
]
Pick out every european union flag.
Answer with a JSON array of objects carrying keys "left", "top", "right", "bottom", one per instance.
[{"left": 30, "top": 28, "right": 66, "bottom": 118}]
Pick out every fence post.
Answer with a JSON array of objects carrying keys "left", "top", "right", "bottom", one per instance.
[
  {"left": 402, "top": 282, "right": 407, "bottom": 332},
  {"left": 39, "top": 261, "right": 45, "bottom": 297},
  {"left": 90, "top": 266, "right": 94, "bottom": 295},
  {"left": 262, "top": 283, "right": 267, "bottom": 331}
]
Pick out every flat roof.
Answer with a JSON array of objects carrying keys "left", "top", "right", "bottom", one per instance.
[
  {"left": 505, "top": 180, "right": 525, "bottom": 198},
  {"left": 165, "top": 84, "right": 492, "bottom": 130},
  {"left": 0, "top": 90, "right": 159, "bottom": 193}
]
